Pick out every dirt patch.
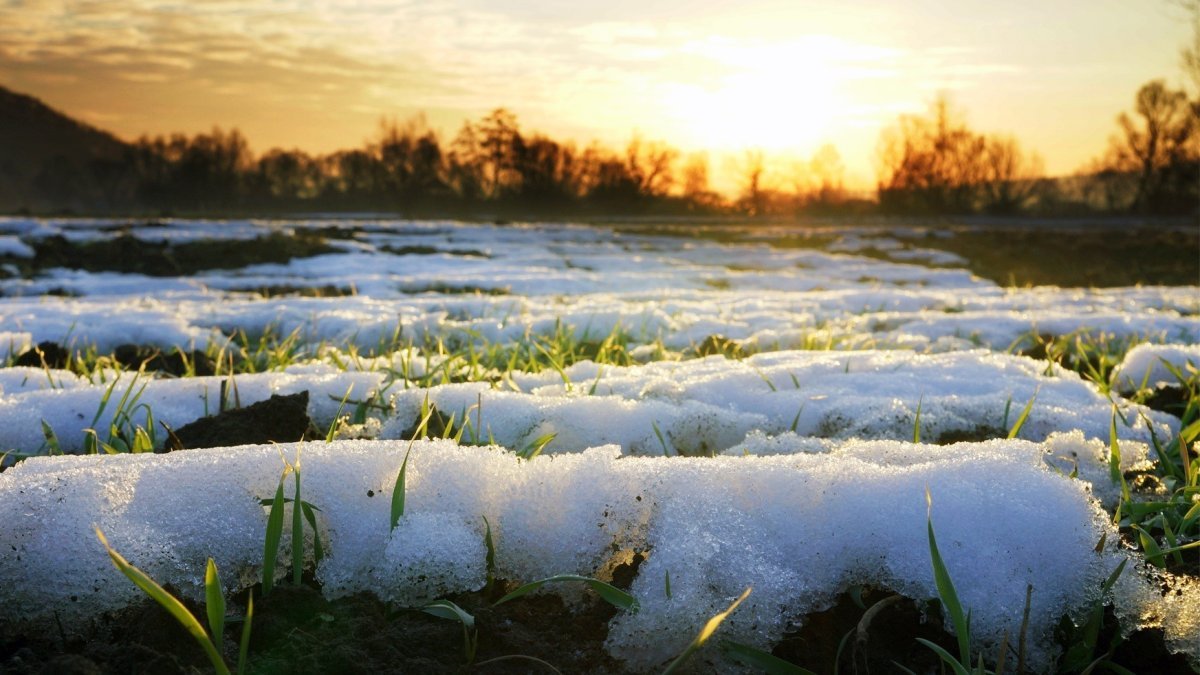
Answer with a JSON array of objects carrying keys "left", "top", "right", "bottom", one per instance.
[
  {"left": 380, "top": 245, "right": 491, "bottom": 258},
  {"left": 113, "top": 344, "right": 216, "bottom": 377},
  {"left": 26, "top": 231, "right": 336, "bottom": 277},
  {"left": 920, "top": 226, "right": 1200, "bottom": 287},
  {"left": 12, "top": 341, "right": 70, "bottom": 369},
  {"left": 399, "top": 283, "right": 510, "bottom": 296},
  {"left": 227, "top": 285, "right": 356, "bottom": 299},
  {"left": 170, "top": 391, "right": 316, "bottom": 450},
  {"left": 1139, "top": 384, "right": 1192, "bottom": 418}
]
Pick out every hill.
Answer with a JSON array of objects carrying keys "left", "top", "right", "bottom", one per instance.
[{"left": 0, "top": 85, "right": 130, "bottom": 212}]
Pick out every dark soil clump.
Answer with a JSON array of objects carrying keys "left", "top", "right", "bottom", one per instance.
[
  {"left": 28, "top": 231, "right": 336, "bottom": 277},
  {"left": 228, "top": 285, "right": 356, "bottom": 298},
  {"left": 170, "top": 391, "right": 316, "bottom": 450},
  {"left": 13, "top": 341, "right": 70, "bottom": 369},
  {"left": 773, "top": 589, "right": 958, "bottom": 673},
  {"left": 113, "top": 344, "right": 216, "bottom": 376},
  {"left": 1139, "top": 384, "right": 1192, "bottom": 417}
]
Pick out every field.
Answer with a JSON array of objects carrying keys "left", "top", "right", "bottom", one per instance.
[{"left": 0, "top": 217, "right": 1197, "bottom": 674}]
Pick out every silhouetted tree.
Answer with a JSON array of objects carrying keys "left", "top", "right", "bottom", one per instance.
[
  {"left": 1093, "top": 80, "right": 1198, "bottom": 213},
  {"left": 255, "top": 149, "right": 321, "bottom": 201},
  {"left": 624, "top": 135, "right": 678, "bottom": 198},
  {"left": 740, "top": 149, "right": 774, "bottom": 216},
  {"left": 876, "top": 96, "right": 992, "bottom": 214},
  {"left": 680, "top": 152, "right": 721, "bottom": 210},
  {"left": 979, "top": 135, "right": 1045, "bottom": 214}
]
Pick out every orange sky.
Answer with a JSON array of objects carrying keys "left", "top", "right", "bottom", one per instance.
[{"left": 1, "top": 0, "right": 1192, "bottom": 192}]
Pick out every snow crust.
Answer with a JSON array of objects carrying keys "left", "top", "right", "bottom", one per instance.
[
  {"left": 1111, "top": 343, "right": 1200, "bottom": 392},
  {"left": 4, "top": 438, "right": 1188, "bottom": 671},
  {"left": 0, "top": 218, "right": 1197, "bottom": 669},
  {"left": 0, "top": 219, "right": 1194, "bottom": 359},
  {"left": 381, "top": 350, "right": 1171, "bottom": 462},
  {"left": 0, "top": 367, "right": 384, "bottom": 453}
]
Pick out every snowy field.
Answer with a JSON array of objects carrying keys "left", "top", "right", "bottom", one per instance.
[{"left": 0, "top": 217, "right": 1197, "bottom": 672}]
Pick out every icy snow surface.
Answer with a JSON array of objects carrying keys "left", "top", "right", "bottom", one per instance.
[
  {"left": 2, "top": 438, "right": 1193, "bottom": 671},
  {"left": 0, "top": 218, "right": 1197, "bottom": 669},
  {"left": 1111, "top": 343, "right": 1200, "bottom": 392},
  {"left": 0, "top": 218, "right": 1194, "bottom": 356}
]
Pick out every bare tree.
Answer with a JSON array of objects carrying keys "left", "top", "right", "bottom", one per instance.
[
  {"left": 979, "top": 135, "right": 1044, "bottom": 214},
  {"left": 1107, "top": 80, "right": 1196, "bottom": 211},
  {"left": 736, "top": 149, "right": 767, "bottom": 216}
]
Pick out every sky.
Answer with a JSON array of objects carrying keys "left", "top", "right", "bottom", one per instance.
[{"left": 0, "top": 0, "right": 1192, "bottom": 192}]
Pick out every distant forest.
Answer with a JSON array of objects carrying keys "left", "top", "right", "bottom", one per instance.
[{"left": 6, "top": 77, "right": 1198, "bottom": 219}]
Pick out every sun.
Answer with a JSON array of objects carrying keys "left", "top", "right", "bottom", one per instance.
[{"left": 664, "top": 37, "right": 851, "bottom": 154}]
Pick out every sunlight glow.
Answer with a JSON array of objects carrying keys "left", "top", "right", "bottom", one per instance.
[{"left": 666, "top": 36, "right": 888, "bottom": 154}]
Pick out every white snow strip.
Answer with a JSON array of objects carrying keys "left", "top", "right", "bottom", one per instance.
[
  {"left": 1111, "top": 343, "right": 1200, "bottom": 392},
  {"left": 3, "top": 439, "right": 1193, "bottom": 670}
]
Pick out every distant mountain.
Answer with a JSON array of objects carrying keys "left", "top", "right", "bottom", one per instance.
[{"left": 0, "top": 85, "right": 130, "bottom": 212}]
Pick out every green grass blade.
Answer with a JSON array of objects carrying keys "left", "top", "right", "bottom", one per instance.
[
  {"left": 518, "top": 432, "right": 556, "bottom": 460},
  {"left": 493, "top": 575, "right": 638, "bottom": 613},
  {"left": 721, "top": 640, "right": 817, "bottom": 674},
  {"left": 391, "top": 446, "right": 412, "bottom": 531},
  {"left": 422, "top": 598, "right": 475, "bottom": 627},
  {"left": 205, "top": 558, "right": 225, "bottom": 654},
  {"left": 325, "top": 385, "right": 353, "bottom": 443},
  {"left": 482, "top": 515, "right": 496, "bottom": 592},
  {"left": 1006, "top": 391, "right": 1037, "bottom": 439},
  {"left": 237, "top": 590, "right": 252, "bottom": 675},
  {"left": 1131, "top": 524, "right": 1165, "bottom": 568},
  {"left": 291, "top": 466, "right": 304, "bottom": 586},
  {"left": 913, "top": 396, "right": 923, "bottom": 444},
  {"left": 262, "top": 477, "right": 286, "bottom": 595},
  {"left": 40, "top": 420, "right": 61, "bottom": 455},
  {"left": 662, "top": 588, "right": 751, "bottom": 675},
  {"left": 421, "top": 599, "right": 478, "bottom": 662},
  {"left": 926, "top": 489, "right": 970, "bottom": 665},
  {"left": 651, "top": 421, "right": 670, "bottom": 456},
  {"left": 1108, "top": 408, "right": 1131, "bottom": 503},
  {"left": 96, "top": 527, "right": 231, "bottom": 675},
  {"left": 914, "top": 639, "right": 971, "bottom": 675},
  {"left": 300, "top": 501, "right": 324, "bottom": 564}
]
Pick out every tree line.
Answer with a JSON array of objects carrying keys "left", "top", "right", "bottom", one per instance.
[{"left": 22, "top": 79, "right": 1199, "bottom": 218}]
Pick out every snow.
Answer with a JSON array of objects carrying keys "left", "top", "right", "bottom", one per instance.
[
  {"left": 0, "top": 217, "right": 1196, "bottom": 669},
  {"left": 1111, "top": 343, "right": 1200, "bottom": 392},
  {"left": 380, "top": 350, "right": 1171, "bottom": 464},
  {"left": 3, "top": 438, "right": 1189, "bottom": 671},
  {"left": 0, "top": 367, "right": 385, "bottom": 453}
]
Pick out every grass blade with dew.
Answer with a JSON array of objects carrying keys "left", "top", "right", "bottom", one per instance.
[
  {"left": 205, "top": 558, "right": 225, "bottom": 654},
  {"left": 662, "top": 588, "right": 751, "bottom": 675},
  {"left": 95, "top": 527, "right": 231, "bottom": 675},
  {"left": 493, "top": 575, "right": 638, "bottom": 613}
]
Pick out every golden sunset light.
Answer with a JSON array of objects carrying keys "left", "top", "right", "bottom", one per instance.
[{"left": 1, "top": 0, "right": 1192, "bottom": 193}]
